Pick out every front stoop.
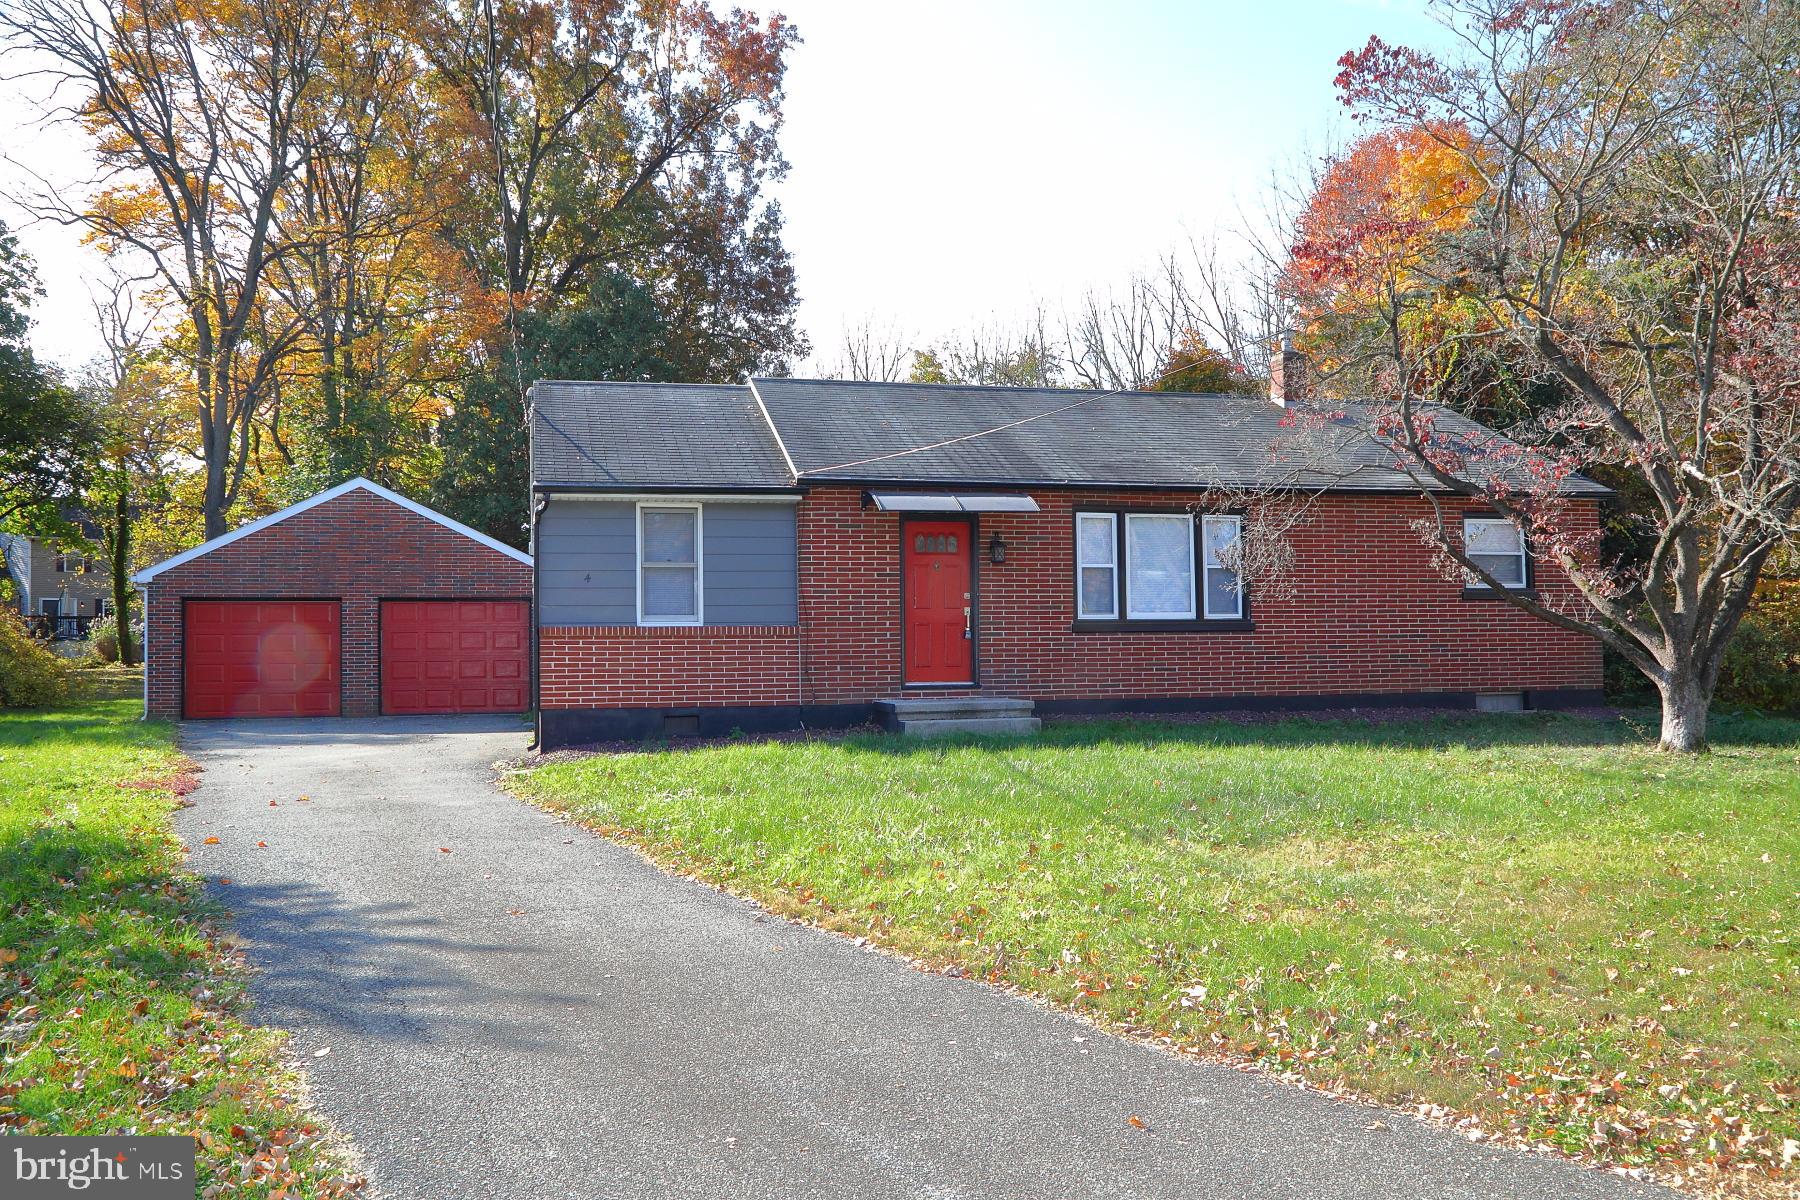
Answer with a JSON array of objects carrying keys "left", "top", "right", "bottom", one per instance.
[{"left": 876, "top": 696, "right": 1041, "bottom": 737}]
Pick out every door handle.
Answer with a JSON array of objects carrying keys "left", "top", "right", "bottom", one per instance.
[{"left": 963, "top": 606, "right": 971, "bottom": 638}]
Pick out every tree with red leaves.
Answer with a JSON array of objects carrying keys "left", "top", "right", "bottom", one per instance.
[{"left": 1301, "top": 0, "right": 1800, "bottom": 751}]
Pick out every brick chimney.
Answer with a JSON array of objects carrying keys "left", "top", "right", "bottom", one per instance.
[{"left": 1269, "top": 332, "right": 1307, "bottom": 407}]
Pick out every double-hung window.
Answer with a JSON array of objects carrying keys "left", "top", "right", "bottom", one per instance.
[
  {"left": 1201, "top": 515, "right": 1244, "bottom": 618},
  {"left": 1463, "top": 516, "right": 1527, "bottom": 590},
  {"left": 638, "top": 504, "right": 702, "bottom": 625},
  {"left": 1076, "top": 513, "right": 1118, "bottom": 619},
  {"left": 1076, "top": 511, "right": 1246, "bottom": 625}
]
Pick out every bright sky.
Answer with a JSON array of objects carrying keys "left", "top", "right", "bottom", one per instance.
[{"left": 0, "top": 0, "right": 1446, "bottom": 374}]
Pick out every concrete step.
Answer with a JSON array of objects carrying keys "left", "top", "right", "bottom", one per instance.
[
  {"left": 877, "top": 696, "right": 1035, "bottom": 721},
  {"left": 896, "top": 716, "right": 1042, "bottom": 738}
]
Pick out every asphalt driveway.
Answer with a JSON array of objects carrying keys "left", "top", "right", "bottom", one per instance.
[{"left": 178, "top": 717, "right": 1668, "bottom": 1200}]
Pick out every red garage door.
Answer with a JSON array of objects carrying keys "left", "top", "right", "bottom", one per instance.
[
  {"left": 381, "top": 600, "right": 528, "bottom": 714},
  {"left": 184, "top": 601, "right": 342, "bottom": 719}
]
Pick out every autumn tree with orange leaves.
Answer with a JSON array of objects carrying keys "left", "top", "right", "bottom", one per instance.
[
  {"left": 1292, "top": 0, "right": 1800, "bottom": 751},
  {"left": 0, "top": 0, "right": 805, "bottom": 545}
]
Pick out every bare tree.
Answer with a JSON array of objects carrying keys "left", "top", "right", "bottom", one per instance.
[
  {"left": 1, "top": 0, "right": 329, "bottom": 538},
  {"left": 1062, "top": 263, "right": 1188, "bottom": 391},
  {"left": 821, "top": 316, "right": 913, "bottom": 382},
  {"left": 911, "top": 311, "right": 1062, "bottom": 387}
]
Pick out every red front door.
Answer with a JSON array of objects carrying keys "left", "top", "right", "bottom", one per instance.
[{"left": 903, "top": 520, "right": 973, "bottom": 684}]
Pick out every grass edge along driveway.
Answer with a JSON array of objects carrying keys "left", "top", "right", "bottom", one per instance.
[
  {"left": 511, "top": 711, "right": 1800, "bottom": 1200},
  {"left": 0, "top": 693, "right": 363, "bottom": 1199}
]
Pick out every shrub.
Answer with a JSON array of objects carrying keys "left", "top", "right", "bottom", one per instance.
[
  {"left": 87, "top": 613, "right": 121, "bottom": 664},
  {"left": 0, "top": 609, "right": 69, "bottom": 708},
  {"left": 1716, "top": 580, "right": 1800, "bottom": 713}
]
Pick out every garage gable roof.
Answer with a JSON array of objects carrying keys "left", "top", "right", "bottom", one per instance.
[{"left": 131, "top": 477, "right": 532, "bottom": 584}]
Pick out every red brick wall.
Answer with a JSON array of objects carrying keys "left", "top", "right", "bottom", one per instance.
[
  {"left": 538, "top": 625, "right": 799, "bottom": 709},
  {"left": 794, "top": 484, "right": 1601, "bottom": 704},
  {"left": 143, "top": 489, "right": 531, "bottom": 719},
  {"left": 536, "top": 483, "right": 1603, "bottom": 724}
]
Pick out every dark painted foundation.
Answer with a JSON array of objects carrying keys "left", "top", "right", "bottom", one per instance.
[
  {"left": 538, "top": 703, "right": 873, "bottom": 749},
  {"left": 535, "top": 688, "right": 1608, "bottom": 750}
]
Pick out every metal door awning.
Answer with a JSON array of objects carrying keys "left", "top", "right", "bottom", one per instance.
[{"left": 866, "top": 492, "right": 1040, "bottom": 513}]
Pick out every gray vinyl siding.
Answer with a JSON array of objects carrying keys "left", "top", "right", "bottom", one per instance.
[
  {"left": 700, "top": 505, "right": 798, "bottom": 623},
  {"left": 536, "top": 498, "right": 797, "bottom": 626}
]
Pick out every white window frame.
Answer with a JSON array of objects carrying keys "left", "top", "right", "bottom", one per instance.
[
  {"left": 635, "top": 502, "right": 704, "bottom": 626},
  {"left": 1075, "top": 512, "right": 1119, "bottom": 619},
  {"left": 1462, "top": 516, "right": 1528, "bottom": 591},
  {"left": 1123, "top": 513, "right": 1197, "bottom": 621},
  {"left": 1201, "top": 514, "right": 1244, "bottom": 619}
]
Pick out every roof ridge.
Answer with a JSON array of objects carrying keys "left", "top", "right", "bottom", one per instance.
[
  {"left": 533, "top": 379, "right": 748, "bottom": 390},
  {"left": 752, "top": 376, "right": 1251, "bottom": 401}
]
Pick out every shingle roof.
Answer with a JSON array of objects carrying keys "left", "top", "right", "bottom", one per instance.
[
  {"left": 748, "top": 379, "right": 1609, "bottom": 495},
  {"left": 528, "top": 376, "right": 1607, "bottom": 497},
  {"left": 530, "top": 380, "right": 795, "bottom": 490}
]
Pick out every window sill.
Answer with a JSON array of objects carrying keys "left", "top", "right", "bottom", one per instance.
[
  {"left": 1070, "top": 618, "right": 1254, "bottom": 633},
  {"left": 1461, "top": 588, "right": 1537, "bottom": 602}
]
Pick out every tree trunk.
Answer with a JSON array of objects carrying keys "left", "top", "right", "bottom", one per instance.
[
  {"left": 1656, "top": 672, "right": 1711, "bottom": 753},
  {"left": 111, "top": 479, "right": 135, "bottom": 668},
  {"left": 203, "top": 448, "right": 227, "bottom": 541}
]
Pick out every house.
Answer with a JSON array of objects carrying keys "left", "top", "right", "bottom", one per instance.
[
  {"left": 0, "top": 531, "right": 114, "bottom": 636},
  {"left": 134, "top": 478, "right": 532, "bottom": 720},
  {"left": 529, "top": 376, "right": 1606, "bottom": 749}
]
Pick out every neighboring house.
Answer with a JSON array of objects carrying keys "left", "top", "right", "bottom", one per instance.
[
  {"left": 528, "top": 375, "right": 1608, "bottom": 749},
  {"left": 134, "top": 478, "right": 532, "bottom": 720},
  {"left": 0, "top": 531, "right": 115, "bottom": 634}
]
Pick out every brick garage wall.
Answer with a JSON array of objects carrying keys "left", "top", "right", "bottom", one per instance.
[
  {"left": 792, "top": 483, "right": 1602, "bottom": 707},
  {"left": 537, "top": 483, "right": 1602, "bottom": 736},
  {"left": 143, "top": 489, "right": 531, "bottom": 719}
]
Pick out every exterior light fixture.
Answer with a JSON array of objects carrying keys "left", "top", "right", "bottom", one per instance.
[{"left": 987, "top": 532, "right": 1008, "bottom": 564}]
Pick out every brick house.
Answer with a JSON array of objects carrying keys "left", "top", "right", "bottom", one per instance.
[
  {"left": 134, "top": 478, "right": 532, "bottom": 720},
  {"left": 530, "top": 378, "right": 1606, "bottom": 749}
]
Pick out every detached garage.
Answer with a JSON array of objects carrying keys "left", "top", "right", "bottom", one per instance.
[{"left": 135, "top": 478, "right": 532, "bottom": 721}]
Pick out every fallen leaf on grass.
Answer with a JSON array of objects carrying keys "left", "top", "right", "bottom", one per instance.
[
  {"left": 438, "top": 847, "right": 452, "bottom": 854},
  {"left": 1127, "top": 1115, "right": 1148, "bottom": 1130},
  {"left": 203, "top": 836, "right": 220, "bottom": 845},
  {"left": 256, "top": 841, "right": 267, "bottom": 849},
  {"left": 0, "top": 948, "right": 17, "bottom": 965}
]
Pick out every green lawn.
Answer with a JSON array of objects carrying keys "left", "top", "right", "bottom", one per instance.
[
  {"left": 0, "top": 696, "right": 361, "bottom": 1197},
  {"left": 514, "top": 711, "right": 1800, "bottom": 1196}
]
